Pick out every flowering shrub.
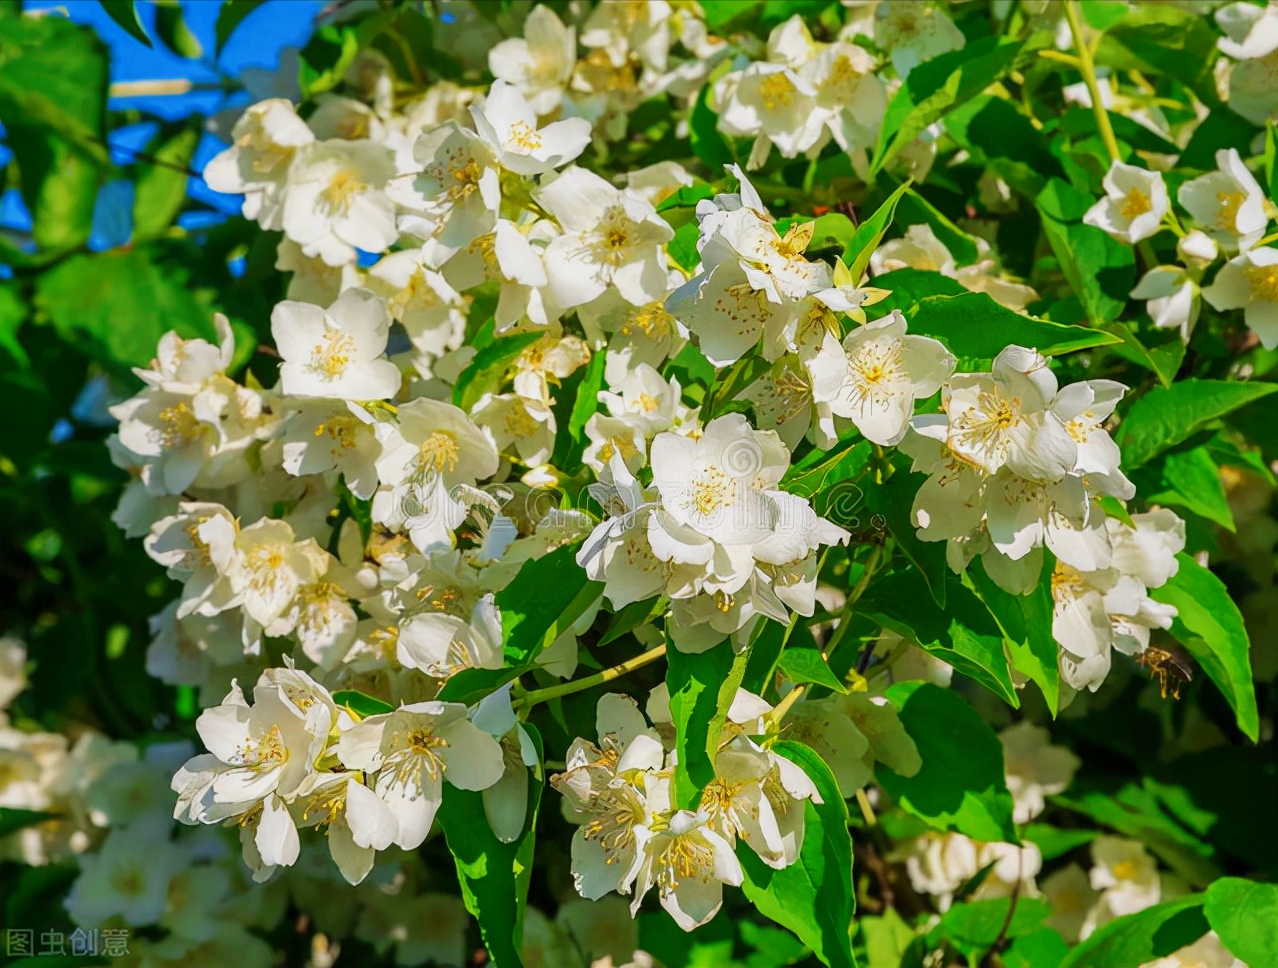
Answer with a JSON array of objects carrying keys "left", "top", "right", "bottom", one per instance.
[{"left": 2, "top": 1, "right": 1277, "bottom": 967}]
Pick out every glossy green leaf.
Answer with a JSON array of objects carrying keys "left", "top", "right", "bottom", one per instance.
[
  {"left": 845, "top": 180, "right": 912, "bottom": 282},
  {"left": 864, "top": 454, "right": 947, "bottom": 607},
  {"left": 0, "top": 807, "right": 55, "bottom": 839},
  {"left": 99, "top": 0, "right": 151, "bottom": 46},
  {"left": 739, "top": 740, "right": 856, "bottom": 968},
  {"left": 1115, "top": 379, "right": 1278, "bottom": 469},
  {"left": 1141, "top": 447, "right": 1235, "bottom": 531},
  {"left": 1204, "top": 877, "right": 1278, "bottom": 968},
  {"left": 667, "top": 640, "right": 749, "bottom": 806},
  {"left": 1037, "top": 178, "right": 1136, "bottom": 326},
  {"left": 1151, "top": 554, "right": 1259, "bottom": 742},
  {"left": 862, "top": 572, "right": 1019, "bottom": 707},
  {"left": 937, "top": 897, "right": 1052, "bottom": 956},
  {"left": 877, "top": 681, "right": 1019, "bottom": 843},
  {"left": 438, "top": 724, "right": 544, "bottom": 968},
  {"left": 452, "top": 330, "right": 545, "bottom": 411},
  {"left": 966, "top": 557, "right": 1060, "bottom": 714},
  {"left": 777, "top": 649, "right": 846, "bottom": 693},
  {"left": 332, "top": 690, "right": 394, "bottom": 718},
  {"left": 906, "top": 292, "right": 1120, "bottom": 366},
  {"left": 1059, "top": 895, "right": 1208, "bottom": 968},
  {"left": 153, "top": 0, "right": 203, "bottom": 58}
]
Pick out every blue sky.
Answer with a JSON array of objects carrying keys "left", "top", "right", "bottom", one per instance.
[{"left": 2, "top": 0, "right": 324, "bottom": 245}]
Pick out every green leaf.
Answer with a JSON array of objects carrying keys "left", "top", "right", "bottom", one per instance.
[
  {"left": 966, "top": 557, "right": 1060, "bottom": 714},
  {"left": 1204, "top": 878, "right": 1278, "bottom": 968},
  {"left": 861, "top": 910, "right": 918, "bottom": 968},
  {"left": 667, "top": 640, "right": 749, "bottom": 806},
  {"left": 99, "top": 0, "right": 151, "bottom": 46},
  {"left": 1053, "top": 782, "right": 1222, "bottom": 887},
  {"left": 1114, "top": 379, "right": 1278, "bottom": 469},
  {"left": 1022, "top": 823, "right": 1098, "bottom": 861},
  {"left": 845, "top": 180, "right": 912, "bottom": 283},
  {"left": 937, "top": 897, "right": 1052, "bottom": 956},
  {"left": 873, "top": 37, "right": 1035, "bottom": 175},
  {"left": 862, "top": 572, "right": 1019, "bottom": 707},
  {"left": 1004, "top": 927, "right": 1071, "bottom": 968},
  {"left": 690, "top": 83, "right": 734, "bottom": 169},
  {"left": 34, "top": 249, "right": 218, "bottom": 371},
  {"left": 945, "top": 94, "right": 1059, "bottom": 184},
  {"left": 1036, "top": 178, "right": 1136, "bottom": 326},
  {"left": 1097, "top": 4, "right": 1222, "bottom": 108},
  {"left": 132, "top": 126, "right": 198, "bottom": 241},
  {"left": 599, "top": 595, "right": 665, "bottom": 647},
  {"left": 1140, "top": 447, "right": 1235, "bottom": 531},
  {"left": 298, "top": 23, "right": 361, "bottom": 98},
  {"left": 1102, "top": 321, "right": 1185, "bottom": 389},
  {"left": 452, "top": 330, "right": 545, "bottom": 412},
  {"left": 778, "top": 649, "right": 847, "bottom": 693},
  {"left": 331, "top": 690, "right": 394, "bottom": 718},
  {"left": 906, "top": 292, "right": 1120, "bottom": 367},
  {"left": 1059, "top": 894, "right": 1208, "bottom": 968},
  {"left": 153, "top": 0, "right": 203, "bottom": 58},
  {"left": 877, "top": 681, "right": 1019, "bottom": 843},
  {"left": 438, "top": 724, "right": 544, "bottom": 968},
  {"left": 868, "top": 268, "right": 967, "bottom": 318},
  {"left": 782, "top": 438, "right": 871, "bottom": 501},
  {"left": 668, "top": 219, "right": 701, "bottom": 273},
  {"left": 864, "top": 454, "right": 947, "bottom": 607},
  {"left": 0, "top": 807, "right": 55, "bottom": 838},
  {"left": 438, "top": 545, "right": 599, "bottom": 704},
  {"left": 1151, "top": 554, "right": 1259, "bottom": 742},
  {"left": 215, "top": 0, "right": 267, "bottom": 52},
  {"left": 0, "top": 15, "right": 108, "bottom": 251},
  {"left": 739, "top": 740, "right": 856, "bottom": 968},
  {"left": 892, "top": 188, "right": 980, "bottom": 265}
]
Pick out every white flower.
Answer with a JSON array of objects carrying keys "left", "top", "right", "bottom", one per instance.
[
  {"left": 472, "top": 80, "right": 592, "bottom": 176},
  {"left": 535, "top": 166, "right": 674, "bottom": 308},
  {"left": 365, "top": 248, "right": 466, "bottom": 358},
  {"left": 1041, "top": 863, "right": 1101, "bottom": 944},
  {"left": 1202, "top": 245, "right": 1278, "bottom": 349},
  {"left": 204, "top": 99, "right": 314, "bottom": 230},
  {"left": 184, "top": 675, "right": 331, "bottom": 813},
  {"left": 1088, "top": 836, "right": 1160, "bottom": 915},
  {"left": 874, "top": 2, "right": 965, "bottom": 78},
  {"left": 1083, "top": 162, "right": 1169, "bottom": 244},
  {"left": 0, "top": 638, "right": 27, "bottom": 710},
  {"left": 282, "top": 140, "right": 397, "bottom": 266},
  {"left": 144, "top": 503, "right": 240, "bottom": 618},
  {"left": 1216, "top": 1, "right": 1278, "bottom": 59},
  {"left": 471, "top": 685, "right": 541, "bottom": 844},
  {"left": 221, "top": 518, "right": 330, "bottom": 628},
  {"left": 998, "top": 722, "right": 1080, "bottom": 824},
  {"left": 488, "top": 5, "right": 576, "bottom": 115},
  {"left": 806, "top": 310, "right": 955, "bottom": 446},
  {"left": 292, "top": 772, "right": 398, "bottom": 885},
  {"left": 397, "top": 593, "right": 504, "bottom": 680},
  {"left": 64, "top": 823, "right": 187, "bottom": 928},
  {"left": 1177, "top": 149, "right": 1269, "bottom": 251},
  {"left": 623, "top": 809, "right": 743, "bottom": 931},
  {"left": 944, "top": 345, "right": 1077, "bottom": 481},
  {"left": 336, "top": 700, "right": 505, "bottom": 850},
  {"left": 276, "top": 237, "right": 362, "bottom": 306},
  {"left": 716, "top": 63, "right": 824, "bottom": 164},
  {"left": 440, "top": 219, "right": 552, "bottom": 331},
  {"left": 389, "top": 123, "right": 502, "bottom": 260},
  {"left": 272, "top": 288, "right": 402, "bottom": 400},
  {"left": 1131, "top": 266, "right": 1200, "bottom": 342},
  {"left": 649, "top": 413, "right": 787, "bottom": 549},
  {"left": 275, "top": 400, "right": 382, "bottom": 499},
  {"left": 1225, "top": 49, "right": 1278, "bottom": 126}
]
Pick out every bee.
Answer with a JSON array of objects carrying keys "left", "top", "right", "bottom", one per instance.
[{"left": 1136, "top": 645, "right": 1194, "bottom": 699}]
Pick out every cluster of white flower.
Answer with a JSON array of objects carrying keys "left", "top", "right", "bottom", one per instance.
[
  {"left": 81, "top": 0, "right": 1226, "bottom": 944},
  {"left": 551, "top": 690, "right": 820, "bottom": 931},
  {"left": 1087, "top": 149, "right": 1276, "bottom": 349}
]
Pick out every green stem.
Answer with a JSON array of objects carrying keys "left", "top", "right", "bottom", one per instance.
[
  {"left": 1063, "top": 1, "right": 1121, "bottom": 165},
  {"left": 516, "top": 643, "right": 667, "bottom": 711}
]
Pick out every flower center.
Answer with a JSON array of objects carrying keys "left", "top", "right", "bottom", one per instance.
[
  {"left": 418, "top": 430, "right": 460, "bottom": 475},
  {"left": 319, "top": 168, "right": 366, "bottom": 215},
  {"left": 690, "top": 465, "right": 733, "bottom": 517},
  {"left": 1111, "top": 859, "right": 1142, "bottom": 881},
  {"left": 621, "top": 303, "right": 675, "bottom": 340},
  {"left": 654, "top": 832, "right": 717, "bottom": 892},
  {"left": 506, "top": 119, "right": 543, "bottom": 152},
  {"left": 758, "top": 72, "right": 797, "bottom": 111},
  {"left": 1244, "top": 263, "right": 1278, "bottom": 302},
  {"left": 156, "top": 400, "right": 203, "bottom": 449},
  {"left": 1215, "top": 190, "right": 1247, "bottom": 230},
  {"left": 315, "top": 415, "right": 361, "bottom": 453},
  {"left": 1119, "top": 187, "right": 1153, "bottom": 220},
  {"left": 110, "top": 863, "right": 147, "bottom": 897},
  {"left": 309, "top": 330, "right": 356, "bottom": 380}
]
